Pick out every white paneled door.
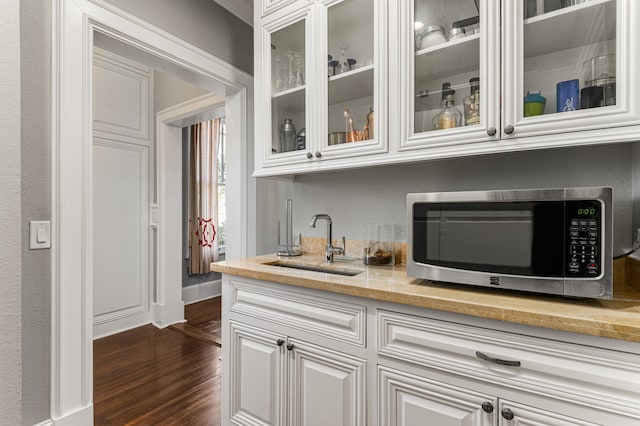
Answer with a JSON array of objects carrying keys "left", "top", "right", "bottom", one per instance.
[{"left": 92, "top": 48, "right": 151, "bottom": 338}]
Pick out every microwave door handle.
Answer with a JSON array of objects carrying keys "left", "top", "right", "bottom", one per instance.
[{"left": 475, "top": 351, "right": 522, "bottom": 367}]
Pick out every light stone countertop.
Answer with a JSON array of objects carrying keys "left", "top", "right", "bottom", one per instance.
[{"left": 211, "top": 254, "right": 640, "bottom": 344}]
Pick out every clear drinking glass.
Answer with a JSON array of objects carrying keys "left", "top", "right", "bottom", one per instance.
[{"left": 363, "top": 223, "right": 395, "bottom": 266}]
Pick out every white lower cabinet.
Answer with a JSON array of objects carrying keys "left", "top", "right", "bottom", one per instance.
[
  {"left": 289, "top": 339, "right": 366, "bottom": 426},
  {"left": 498, "top": 400, "right": 599, "bottom": 426},
  {"left": 222, "top": 276, "right": 640, "bottom": 426},
  {"left": 379, "top": 366, "right": 496, "bottom": 426},
  {"left": 378, "top": 366, "right": 601, "bottom": 426},
  {"left": 229, "top": 322, "right": 286, "bottom": 425},
  {"left": 228, "top": 321, "right": 366, "bottom": 426}
]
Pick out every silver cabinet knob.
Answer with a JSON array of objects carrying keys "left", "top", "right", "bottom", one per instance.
[
  {"left": 504, "top": 125, "right": 515, "bottom": 134},
  {"left": 315, "top": 151, "right": 322, "bottom": 158},
  {"left": 487, "top": 127, "right": 497, "bottom": 136},
  {"left": 306, "top": 152, "right": 313, "bottom": 159}
]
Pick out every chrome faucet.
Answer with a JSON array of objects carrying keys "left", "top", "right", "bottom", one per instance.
[{"left": 309, "top": 214, "right": 344, "bottom": 263}]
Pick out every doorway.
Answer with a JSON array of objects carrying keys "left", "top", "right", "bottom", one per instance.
[{"left": 51, "top": 1, "right": 255, "bottom": 421}]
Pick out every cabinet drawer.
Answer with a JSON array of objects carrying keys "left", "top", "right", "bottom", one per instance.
[
  {"left": 229, "top": 278, "right": 366, "bottom": 347},
  {"left": 377, "top": 309, "right": 640, "bottom": 419}
]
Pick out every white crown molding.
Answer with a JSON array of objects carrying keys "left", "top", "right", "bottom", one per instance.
[{"left": 214, "top": 0, "right": 253, "bottom": 26}]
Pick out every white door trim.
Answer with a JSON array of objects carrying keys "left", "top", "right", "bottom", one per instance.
[
  {"left": 153, "top": 92, "right": 224, "bottom": 328},
  {"left": 51, "top": 0, "right": 255, "bottom": 423}
]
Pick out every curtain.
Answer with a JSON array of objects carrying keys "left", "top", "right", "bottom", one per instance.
[{"left": 188, "top": 118, "right": 220, "bottom": 274}]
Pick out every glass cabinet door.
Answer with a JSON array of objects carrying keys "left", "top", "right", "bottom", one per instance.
[
  {"left": 264, "top": 11, "right": 310, "bottom": 165},
  {"left": 319, "top": 0, "right": 387, "bottom": 159},
  {"left": 401, "top": 0, "right": 498, "bottom": 150},
  {"left": 502, "top": 0, "right": 639, "bottom": 139}
]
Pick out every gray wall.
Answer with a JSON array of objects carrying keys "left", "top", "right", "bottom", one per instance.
[
  {"left": 21, "top": 0, "right": 51, "bottom": 424},
  {"left": 103, "top": 0, "right": 253, "bottom": 74},
  {"left": 291, "top": 144, "right": 637, "bottom": 256},
  {"left": 7, "top": 1, "right": 251, "bottom": 424},
  {"left": 1, "top": 0, "right": 23, "bottom": 423}
]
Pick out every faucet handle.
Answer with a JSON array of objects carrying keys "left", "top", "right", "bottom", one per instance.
[{"left": 342, "top": 236, "right": 346, "bottom": 255}]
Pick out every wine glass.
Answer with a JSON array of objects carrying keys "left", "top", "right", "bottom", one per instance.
[
  {"left": 295, "top": 52, "right": 304, "bottom": 86},
  {"left": 286, "top": 51, "right": 296, "bottom": 88},
  {"left": 273, "top": 54, "right": 283, "bottom": 91},
  {"left": 338, "top": 43, "right": 349, "bottom": 74}
]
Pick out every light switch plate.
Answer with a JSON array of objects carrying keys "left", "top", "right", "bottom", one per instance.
[{"left": 30, "top": 220, "right": 51, "bottom": 249}]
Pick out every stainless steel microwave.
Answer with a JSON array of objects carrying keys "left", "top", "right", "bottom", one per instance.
[{"left": 407, "top": 187, "right": 613, "bottom": 299}]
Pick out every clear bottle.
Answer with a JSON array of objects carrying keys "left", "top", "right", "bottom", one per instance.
[
  {"left": 436, "top": 90, "right": 462, "bottom": 129},
  {"left": 463, "top": 77, "right": 480, "bottom": 126},
  {"left": 432, "top": 82, "right": 451, "bottom": 130},
  {"left": 279, "top": 118, "right": 296, "bottom": 152}
]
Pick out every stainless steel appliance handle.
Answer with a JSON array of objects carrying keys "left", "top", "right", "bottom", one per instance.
[{"left": 476, "top": 351, "right": 521, "bottom": 367}]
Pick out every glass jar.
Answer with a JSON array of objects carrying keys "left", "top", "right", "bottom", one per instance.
[
  {"left": 463, "top": 77, "right": 480, "bottom": 126},
  {"left": 420, "top": 26, "right": 447, "bottom": 50},
  {"left": 436, "top": 90, "right": 462, "bottom": 129}
]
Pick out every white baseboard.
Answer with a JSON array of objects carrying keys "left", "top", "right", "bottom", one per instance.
[
  {"left": 182, "top": 279, "right": 222, "bottom": 305},
  {"left": 33, "top": 420, "right": 54, "bottom": 426},
  {"left": 151, "top": 300, "right": 185, "bottom": 328},
  {"left": 50, "top": 404, "right": 93, "bottom": 425},
  {"left": 93, "top": 309, "right": 153, "bottom": 340}
]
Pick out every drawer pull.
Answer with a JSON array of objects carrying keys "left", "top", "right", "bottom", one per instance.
[
  {"left": 276, "top": 339, "right": 285, "bottom": 346},
  {"left": 475, "top": 351, "right": 521, "bottom": 367},
  {"left": 286, "top": 343, "right": 295, "bottom": 351}
]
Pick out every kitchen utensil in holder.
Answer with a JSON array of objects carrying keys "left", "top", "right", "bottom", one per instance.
[
  {"left": 364, "top": 223, "right": 395, "bottom": 266},
  {"left": 277, "top": 199, "right": 302, "bottom": 256}
]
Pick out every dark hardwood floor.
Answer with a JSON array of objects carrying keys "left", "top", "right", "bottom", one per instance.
[
  {"left": 94, "top": 298, "right": 222, "bottom": 425},
  {"left": 169, "top": 297, "right": 222, "bottom": 346}
]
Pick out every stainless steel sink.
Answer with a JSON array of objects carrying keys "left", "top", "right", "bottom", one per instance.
[{"left": 264, "top": 260, "right": 362, "bottom": 277}]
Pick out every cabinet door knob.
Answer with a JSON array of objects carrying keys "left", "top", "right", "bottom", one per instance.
[
  {"left": 286, "top": 343, "right": 295, "bottom": 351},
  {"left": 504, "top": 125, "right": 515, "bottom": 134},
  {"left": 315, "top": 151, "right": 322, "bottom": 158},
  {"left": 276, "top": 339, "right": 285, "bottom": 346},
  {"left": 481, "top": 401, "right": 494, "bottom": 413},
  {"left": 306, "top": 152, "right": 313, "bottom": 159},
  {"left": 501, "top": 408, "right": 514, "bottom": 420},
  {"left": 487, "top": 127, "right": 497, "bottom": 136}
]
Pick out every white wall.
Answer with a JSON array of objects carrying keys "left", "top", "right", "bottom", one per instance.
[
  {"left": 292, "top": 144, "right": 636, "bottom": 255},
  {"left": 0, "top": 0, "right": 22, "bottom": 424}
]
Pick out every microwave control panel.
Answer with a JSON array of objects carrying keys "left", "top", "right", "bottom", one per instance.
[{"left": 566, "top": 200, "right": 602, "bottom": 277}]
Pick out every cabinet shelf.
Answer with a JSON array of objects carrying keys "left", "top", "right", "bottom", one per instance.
[
  {"left": 415, "top": 34, "right": 480, "bottom": 81},
  {"left": 524, "top": 0, "right": 616, "bottom": 58},
  {"left": 328, "top": 65, "right": 374, "bottom": 105},
  {"left": 272, "top": 85, "right": 305, "bottom": 113}
]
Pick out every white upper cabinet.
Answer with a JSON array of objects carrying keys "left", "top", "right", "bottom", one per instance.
[
  {"left": 254, "top": 0, "right": 388, "bottom": 176},
  {"left": 398, "top": 0, "right": 500, "bottom": 152},
  {"left": 400, "top": 0, "right": 640, "bottom": 155},
  {"left": 254, "top": 0, "right": 640, "bottom": 176},
  {"left": 501, "top": 0, "right": 640, "bottom": 143}
]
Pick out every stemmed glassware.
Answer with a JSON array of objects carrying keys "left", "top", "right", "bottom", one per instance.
[
  {"left": 338, "top": 43, "right": 350, "bottom": 74},
  {"left": 286, "top": 51, "right": 296, "bottom": 89},
  {"left": 294, "top": 52, "right": 304, "bottom": 86},
  {"left": 273, "top": 53, "right": 283, "bottom": 91}
]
